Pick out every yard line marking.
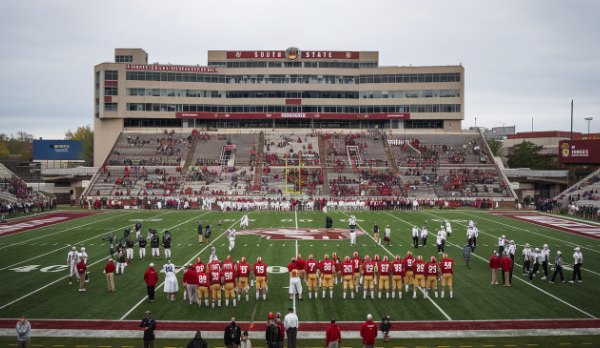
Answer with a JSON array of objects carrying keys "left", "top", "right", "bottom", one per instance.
[
  {"left": 293, "top": 239, "right": 298, "bottom": 314},
  {"left": 295, "top": 210, "right": 298, "bottom": 229},
  {"left": 386, "top": 211, "right": 597, "bottom": 319},
  {"left": 344, "top": 212, "right": 452, "bottom": 321},
  {"left": 118, "top": 213, "right": 240, "bottom": 321},
  {"left": 0, "top": 213, "right": 135, "bottom": 250}
]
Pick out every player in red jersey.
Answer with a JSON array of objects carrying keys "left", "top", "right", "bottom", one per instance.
[
  {"left": 425, "top": 256, "right": 439, "bottom": 299},
  {"left": 222, "top": 255, "right": 235, "bottom": 271},
  {"left": 208, "top": 259, "right": 222, "bottom": 307},
  {"left": 402, "top": 251, "right": 416, "bottom": 293},
  {"left": 305, "top": 255, "right": 320, "bottom": 299},
  {"left": 351, "top": 251, "right": 362, "bottom": 293},
  {"left": 193, "top": 257, "right": 206, "bottom": 274},
  {"left": 253, "top": 256, "right": 268, "bottom": 300},
  {"left": 196, "top": 267, "right": 210, "bottom": 307},
  {"left": 391, "top": 255, "right": 405, "bottom": 299},
  {"left": 223, "top": 266, "right": 236, "bottom": 306},
  {"left": 362, "top": 255, "right": 376, "bottom": 299},
  {"left": 296, "top": 254, "right": 306, "bottom": 283},
  {"left": 333, "top": 252, "right": 342, "bottom": 284},
  {"left": 341, "top": 256, "right": 355, "bottom": 299},
  {"left": 287, "top": 257, "right": 298, "bottom": 277},
  {"left": 439, "top": 254, "right": 454, "bottom": 298},
  {"left": 377, "top": 256, "right": 391, "bottom": 299},
  {"left": 236, "top": 257, "right": 250, "bottom": 302},
  {"left": 413, "top": 256, "right": 427, "bottom": 299},
  {"left": 320, "top": 254, "right": 335, "bottom": 298}
]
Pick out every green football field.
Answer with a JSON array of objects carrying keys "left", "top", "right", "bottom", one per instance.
[{"left": 1, "top": 209, "right": 599, "bottom": 323}]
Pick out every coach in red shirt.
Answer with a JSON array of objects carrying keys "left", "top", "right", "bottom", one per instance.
[
  {"left": 77, "top": 257, "right": 87, "bottom": 291},
  {"left": 489, "top": 251, "right": 500, "bottom": 285},
  {"left": 500, "top": 253, "right": 513, "bottom": 287},
  {"left": 360, "top": 314, "right": 377, "bottom": 348},
  {"left": 325, "top": 318, "right": 341, "bottom": 348},
  {"left": 104, "top": 258, "right": 116, "bottom": 292},
  {"left": 183, "top": 265, "right": 198, "bottom": 305},
  {"left": 144, "top": 263, "right": 159, "bottom": 302}
]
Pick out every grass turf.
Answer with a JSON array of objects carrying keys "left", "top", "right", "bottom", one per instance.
[{"left": 0, "top": 209, "right": 599, "bottom": 323}]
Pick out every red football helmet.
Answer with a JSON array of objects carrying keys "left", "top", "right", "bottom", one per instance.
[
  {"left": 364, "top": 255, "right": 370, "bottom": 262},
  {"left": 332, "top": 252, "right": 337, "bottom": 260},
  {"left": 374, "top": 255, "right": 380, "bottom": 261},
  {"left": 241, "top": 257, "right": 246, "bottom": 263},
  {"left": 309, "top": 254, "right": 314, "bottom": 260},
  {"left": 345, "top": 256, "right": 350, "bottom": 262},
  {"left": 197, "top": 257, "right": 201, "bottom": 264},
  {"left": 430, "top": 256, "right": 436, "bottom": 263},
  {"left": 395, "top": 255, "right": 400, "bottom": 261},
  {"left": 407, "top": 251, "right": 412, "bottom": 257},
  {"left": 297, "top": 254, "right": 301, "bottom": 259},
  {"left": 227, "top": 255, "right": 231, "bottom": 261},
  {"left": 268, "top": 312, "right": 275, "bottom": 320},
  {"left": 257, "top": 256, "right": 262, "bottom": 263},
  {"left": 417, "top": 255, "right": 423, "bottom": 262},
  {"left": 383, "top": 256, "right": 388, "bottom": 262},
  {"left": 443, "top": 254, "right": 448, "bottom": 259},
  {"left": 324, "top": 254, "right": 329, "bottom": 260},
  {"left": 353, "top": 251, "right": 358, "bottom": 258}
]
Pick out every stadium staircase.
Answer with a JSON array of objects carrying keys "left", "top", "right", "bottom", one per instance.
[
  {"left": 318, "top": 135, "right": 330, "bottom": 195},
  {"left": 253, "top": 132, "right": 264, "bottom": 191}
]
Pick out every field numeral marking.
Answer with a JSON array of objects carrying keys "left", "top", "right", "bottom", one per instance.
[{"left": 9, "top": 265, "right": 39, "bottom": 272}]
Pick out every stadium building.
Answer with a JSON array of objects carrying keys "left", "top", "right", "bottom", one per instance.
[{"left": 94, "top": 48, "right": 464, "bottom": 167}]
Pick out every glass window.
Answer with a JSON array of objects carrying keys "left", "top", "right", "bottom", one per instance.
[
  {"left": 105, "top": 87, "right": 118, "bottom": 96},
  {"left": 105, "top": 71, "right": 118, "bottom": 81},
  {"left": 104, "top": 102, "right": 117, "bottom": 111}
]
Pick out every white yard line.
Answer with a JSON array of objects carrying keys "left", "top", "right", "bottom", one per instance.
[
  {"left": 343, "top": 212, "right": 452, "bottom": 321},
  {"left": 293, "top": 239, "right": 298, "bottom": 313},
  {"left": 118, "top": 214, "right": 243, "bottom": 320},
  {"left": 0, "top": 212, "right": 136, "bottom": 250},
  {"left": 295, "top": 210, "right": 298, "bottom": 229}
]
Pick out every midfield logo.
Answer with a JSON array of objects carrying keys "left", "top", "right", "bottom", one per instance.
[{"left": 236, "top": 228, "right": 366, "bottom": 240}]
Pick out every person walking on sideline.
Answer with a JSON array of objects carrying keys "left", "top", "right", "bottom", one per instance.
[
  {"left": 489, "top": 252, "right": 500, "bottom": 285},
  {"left": 140, "top": 311, "right": 156, "bottom": 348},
  {"left": 360, "top": 314, "right": 377, "bottom": 348},
  {"left": 569, "top": 247, "right": 583, "bottom": 283},
  {"left": 104, "top": 258, "right": 116, "bottom": 292},
  {"left": 266, "top": 312, "right": 280, "bottom": 348},
  {"left": 224, "top": 317, "right": 241, "bottom": 348},
  {"left": 144, "top": 263, "right": 158, "bottom": 302},
  {"left": 77, "top": 256, "right": 87, "bottom": 291},
  {"left": 325, "top": 318, "right": 341, "bottom": 348},
  {"left": 463, "top": 243, "right": 472, "bottom": 268},
  {"left": 188, "top": 331, "right": 207, "bottom": 348},
  {"left": 284, "top": 308, "right": 299, "bottom": 348},
  {"left": 500, "top": 252, "right": 513, "bottom": 287},
  {"left": 16, "top": 316, "right": 31, "bottom": 348},
  {"left": 550, "top": 251, "right": 565, "bottom": 283}
]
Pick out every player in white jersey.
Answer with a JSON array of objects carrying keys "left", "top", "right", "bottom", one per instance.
[
  {"left": 444, "top": 220, "right": 452, "bottom": 237},
  {"left": 226, "top": 228, "right": 237, "bottom": 252},
  {"left": 522, "top": 243, "right": 532, "bottom": 274},
  {"left": 209, "top": 246, "right": 219, "bottom": 263},
  {"left": 240, "top": 214, "right": 249, "bottom": 230},
  {"left": 529, "top": 248, "right": 541, "bottom": 282},
  {"left": 384, "top": 225, "right": 391, "bottom": 246},
  {"left": 412, "top": 226, "right": 420, "bottom": 248},
  {"left": 498, "top": 235, "right": 507, "bottom": 256},
  {"left": 569, "top": 247, "right": 583, "bottom": 283},
  {"left": 67, "top": 247, "right": 79, "bottom": 284},
  {"left": 78, "top": 247, "right": 89, "bottom": 282},
  {"left": 349, "top": 215, "right": 357, "bottom": 245},
  {"left": 437, "top": 226, "right": 446, "bottom": 254},
  {"left": 540, "top": 244, "right": 551, "bottom": 280}
]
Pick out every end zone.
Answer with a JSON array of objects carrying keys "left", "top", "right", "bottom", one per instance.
[
  {"left": 490, "top": 212, "right": 600, "bottom": 240},
  {"left": 0, "top": 212, "right": 102, "bottom": 237}
]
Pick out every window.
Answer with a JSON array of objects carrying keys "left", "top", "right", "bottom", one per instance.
[
  {"left": 115, "top": 55, "right": 133, "bottom": 63},
  {"left": 105, "top": 87, "right": 118, "bottom": 96},
  {"left": 95, "top": 72, "right": 100, "bottom": 83},
  {"left": 208, "top": 62, "right": 226, "bottom": 67},
  {"left": 105, "top": 70, "right": 118, "bottom": 81},
  {"left": 268, "top": 61, "right": 282, "bottom": 68},
  {"left": 284, "top": 61, "right": 302, "bottom": 68},
  {"left": 104, "top": 102, "right": 117, "bottom": 111},
  {"left": 303, "top": 62, "right": 317, "bottom": 68}
]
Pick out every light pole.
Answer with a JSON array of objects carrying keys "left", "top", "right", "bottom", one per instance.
[{"left": 585, "top": 117, "right": 593, "bottom": 134}]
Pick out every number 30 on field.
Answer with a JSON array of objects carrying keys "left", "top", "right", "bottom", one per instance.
[{"left": 9, "top": 265, "right": 69, "bottom": 273}]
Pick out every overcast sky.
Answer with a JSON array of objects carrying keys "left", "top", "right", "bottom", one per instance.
[{"left": 0, "top": 0, "right": 598, "bottom": 139}]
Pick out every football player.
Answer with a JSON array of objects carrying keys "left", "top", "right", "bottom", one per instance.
[
  {"left": 341, "top": 256, "right": 355, "bottom": 299},
  {"left": 135, "top": 220, "right": 142, "bottom": 239},
  {"left": 333, "top": 252, "right": 341, "bottom": 284},
  {"left": 540, "top": 244, "right": 550, "bottom": 280},
  {"left": 67, "top": 247, "right": 79, "bottom": 284},
  {"left": 445, "top": 219, "right": 452, "bottom": 237},
  {"left": 529, "top": 247, "right": 541, "bottom": 282},
  {"left": 240, "top": 214, "right": 249, "bottom": 230},
  {"left": 150, "top": 231, "right": 160, "bottom": 259},
  {"left": 421, "top": 224, "right": 428, "bottom": 247},
  {"left": 413, "top": 256, "right": 427, "bottom": 299},
  {"left": 349, "top": 215, "right": 357, "bottom": 246},
  {"left": 351, "top": 251, "right": 362, "bottom": 293},
  {"left": 196, "top": 265, "right": 210, "bottom": 307},
  {"left": 384, "top": 225, "right": 391, "bottom": 246},
  {"left": 138, "top": 235, "right": 147, "bottom": 260},
  {"left": 373, "top": 222, "right": 380, "bottom": 245},
  {"left": 116, "top": 247, "right": 127, "bottom": 274},
  {"left": 78, "top": 247, "right": 89, "bottom": 282},
  {"left": 126, "top": 237, "right": 134, "bottom": 263},
  {"left": 236, "top": 257, "right": 251, "bottom": 302},
  {"left": 223, "top": 255, "right": 235, "bottom": 272},
  {"left": 223, "top": 264, "right": 236, "bottom": 306},
  {"left": 208, "top": 257, "right": 222, "bottom": 307},
  {"left": 377, "top": 256, "right": 391, "bottom": 299},
  {"left": 254, "top": 256, "right": 268, "bottom": 300},
  {"left": 440, "top": 254, "right": 454, "bottom": 298},
  {"left": 498, "top": 234, "right": 507, "bottom": 256},
  {"left": 436, "top": 228, "right": 445, "bottom": 255},
  {"left": 362, "top": 255, "right": 376, "bottom": 299},
  {"left": 295, "top": 254, "right": 306, "bottom": 283},
  {"left": 305, "top": 255, "right": 319, "bottom": 299},
  {"left": 209, "top": 246, "right": 218, "bottom": 263},
  {"left": 402, "top": 251, "right": 415, "bottom": 292},
  {"left": 425, "top": 256, "right": 439, "bottom": 298},
  {"left": 320, "top": 254, "right": 335, "bottom": 298},
  {"left": 162, "top": 230, "right": 172, "bottom": 259},
  {"left": 391, "top": 255, "right": 405, "bottom": 299},
  {"left": 226, "top": 228, "right": 236, "bottom": 252},
  {"left": 412, "top": 226, "right": 420, "bottom": 248},
  {"left": 522, "top": 243, "right": 532, "bottom": 274},
  {"left": 289, "top": 268, "right": 303, "bottom": 301}
]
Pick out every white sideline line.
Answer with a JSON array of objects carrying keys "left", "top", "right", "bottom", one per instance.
[
  {"left": 344, "top": 213, "right": 452, "bottom": 321},
  {"left": 460, "top": 212, "right": 600, "bottom": 254},
  {"left": 295, "top": 210, "right": 298, "bottom": 230},
  {"left": 414, "top": 211, "right": 596, "bottom": 319},
  {"left": 293, "top": 239, "right": 298, "bottom": 313},
  {"left": 0, "top": 211, "right": 205, "bottom": 310},
  {"left": 118, "top": 213, "right": 242, "bottom": 320},
  {"left": 0, "top": 213, "right": 135, "bottom": 250}
]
